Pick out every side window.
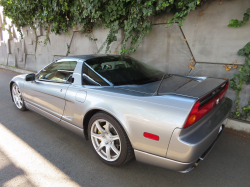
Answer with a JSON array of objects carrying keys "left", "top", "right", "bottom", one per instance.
[
  {"left": 82, "top": 64, "right": 109, "bottom": 86},
  {"left": 38, "top": 61, "right": 77, "bottom": 82}
]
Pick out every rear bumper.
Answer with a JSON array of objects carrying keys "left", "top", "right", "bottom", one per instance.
[
  {"left": 134, "top": 149, "right": 198, "bottom": 173},
  {"left": 166, "top": 97, "right": 232, "bottom": 163},
  {"left": 135, "top": 123, "right": 226, "bottom": 173},
  {"left": 135, "top": 97, "right": 232, "bottom": 172}
]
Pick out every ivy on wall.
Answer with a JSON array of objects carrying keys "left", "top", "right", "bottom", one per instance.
[
  {"left": 2, "top": 1, "right": 249, "bottom": 120},
  {"left": 0, "top": 0, "right": 204, "bottom": 54},
  {"left": 228, "top": 8, "right": 250, "bottom": 120},
  {"left": 228, "top": 8, "right": 250, "bottom": 28}
]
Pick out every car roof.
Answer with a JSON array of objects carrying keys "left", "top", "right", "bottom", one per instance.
[{"left": 56, "top": 54, "right": 120, "bottom": 62}]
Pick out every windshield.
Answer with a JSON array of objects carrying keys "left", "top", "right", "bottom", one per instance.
[{"left": 85, "top": 56, "right": 165, "bottom": 86}]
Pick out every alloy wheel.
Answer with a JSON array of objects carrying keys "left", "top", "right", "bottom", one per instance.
[
  {"left": 12, "top": 84, "right": 23, "bottom": 109},
  {"left": 90, "top": 119, "right": 121, "bottom": 162}
]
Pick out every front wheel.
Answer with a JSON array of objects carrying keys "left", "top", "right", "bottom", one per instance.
[
  {"left": 88, "top": 112, "right": 134, "bottom": 166},
  {"left": 12, "top": 83, "right": 27, "bottom": 111}
]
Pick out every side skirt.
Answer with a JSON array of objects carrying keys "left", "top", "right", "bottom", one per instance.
[
  {"left": 25, "top": 101, "right": 85, "bottom": 138},
  {"left": 58, "top": 119, "right": 85, "bottom": 138}
]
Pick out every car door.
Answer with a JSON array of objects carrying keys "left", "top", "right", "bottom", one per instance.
[
  {"left": 61, "top": 62, "right": 111, "bottom": 128},
  {"left": 24, "top": 59, "right": 78, "bottom": 122}
]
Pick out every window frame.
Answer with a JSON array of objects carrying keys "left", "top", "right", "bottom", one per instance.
[
  {"left": 36, "top": 60, "right": 78, "bottom": 84},
  {"left": 82, "top": 62, "right": 113, "bottom": 87}
]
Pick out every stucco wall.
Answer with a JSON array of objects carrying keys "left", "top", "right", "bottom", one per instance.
[{"left": 0, "top": 0, "right": 249, "bottom": 117}]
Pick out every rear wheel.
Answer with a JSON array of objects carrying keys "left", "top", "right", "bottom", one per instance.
[
  {"left": 12, "top": 83, "right": 27, "bottom": 111},
  {"left": 88, "top": 112, "right": 134, "bottom": 166}
]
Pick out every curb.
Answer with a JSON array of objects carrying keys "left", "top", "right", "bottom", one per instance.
[
  {"left": 226, "top": 118, "right": 250, "bottom": 134},
  {"left": 0, "top": 65, "right": 35, "bottom": 74},
  {"left": 1, "top": 64, "right": 250, "bottom": 134}
]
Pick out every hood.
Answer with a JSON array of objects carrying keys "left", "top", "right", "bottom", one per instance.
[{"left": 115, "top": 75, "right": 227, "bottom": 99}]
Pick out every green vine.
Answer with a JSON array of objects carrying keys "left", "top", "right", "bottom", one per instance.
[
  {"left": 0, "top": 0, "right": 204, "bottom": 54},
  {"left": 228, "top": 8, "right": 250, "bottom": 28},
  {"left": 1, "top": 22, "right": 12, "bottom": 35},
  {"left": 228, "top": 9, "right": 250, "bottom": 119},
  {"left": 66, "top": 43, "right": 70, "bottom": 54}
]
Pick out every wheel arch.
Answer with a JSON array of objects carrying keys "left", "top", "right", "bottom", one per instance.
[
  {"left": 9, "top": 81, "right": 15, "bottom": 102},
  {"left": 83, "top": 109, "right": 102, "bottom": 140},
  {"left": 83, "top": 108, "right": 133, "bottom": 148}
]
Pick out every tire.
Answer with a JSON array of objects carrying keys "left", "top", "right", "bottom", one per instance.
[
  {"left": 12, "top": 83, "right": 27, "bottom": 111},
  {"left": 88, "top": 112, "right": 134, "bottom": 166}
]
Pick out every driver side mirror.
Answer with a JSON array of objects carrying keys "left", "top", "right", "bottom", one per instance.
[{"left": 25, "top": 73, "right": 36, "bottom": 81}]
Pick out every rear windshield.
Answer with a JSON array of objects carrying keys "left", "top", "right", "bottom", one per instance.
[{"left": 85, "top": 56, "right": 164, "bottom": 86}]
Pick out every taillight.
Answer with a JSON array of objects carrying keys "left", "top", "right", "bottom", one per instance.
[
  {"left": 217, "top": 81, "right": 229, "bottom": 101},
  {"left": 184, "top": 81, "right": 229, "bottom": 128},
  {"left": 184, "top": 101, "right": 200, "bottom": 129}
]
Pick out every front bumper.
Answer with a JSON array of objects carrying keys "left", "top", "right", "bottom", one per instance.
[{"left": 135, "top": 97, "right": 232, "bottom": 172}]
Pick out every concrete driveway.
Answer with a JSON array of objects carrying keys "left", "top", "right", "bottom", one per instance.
[{"left": 0, "top": 68, "right": 249, "bottom": 187}]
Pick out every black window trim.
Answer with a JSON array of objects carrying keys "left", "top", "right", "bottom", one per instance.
[{"left": 82, "top": 62, "right": 113, "bottom": 86}]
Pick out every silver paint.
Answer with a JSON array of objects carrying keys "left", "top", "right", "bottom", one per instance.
[
  {"left": 166, "top": 98, "right": 232, "bottom": 163},
  {"left": 75, "top": 90, "right": 87, "bottom": 103},
  {"left": 9, "top": 55, "right": 232, "bottom": 172},
  {"left": 134, "top": 149, "right": 197, "bottom": 172}
]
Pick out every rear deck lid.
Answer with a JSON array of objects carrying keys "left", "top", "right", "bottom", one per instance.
[
  {"left": 116, "top": 75, "right": 227, "bottom": 99},
  {"left": 158, "top": 75, "right": 226, "bottom": 98}
]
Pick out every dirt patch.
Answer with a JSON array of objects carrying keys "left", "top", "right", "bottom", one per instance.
[{"left": 225, "top": 128, "right": 250, "bottom": 139}]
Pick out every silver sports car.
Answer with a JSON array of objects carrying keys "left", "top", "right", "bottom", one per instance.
[{"left": 10, "top": 55, "right": 232, "bottom": 173}]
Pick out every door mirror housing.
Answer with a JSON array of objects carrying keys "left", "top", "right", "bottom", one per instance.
[
  {"left": 25, "top": 73, "right": 36, "bottom": 81},
  {"left": 67, "top": 75, "right": 74, "bottom": 83}
]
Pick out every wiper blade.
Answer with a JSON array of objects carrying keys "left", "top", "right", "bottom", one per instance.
[{"left": 153, "top": 74, "right": 171, "bottom": 96}]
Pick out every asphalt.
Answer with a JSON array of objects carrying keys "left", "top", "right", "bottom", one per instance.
[{"left": 0, "top": 68, "right": 250, "bottom": 187}]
